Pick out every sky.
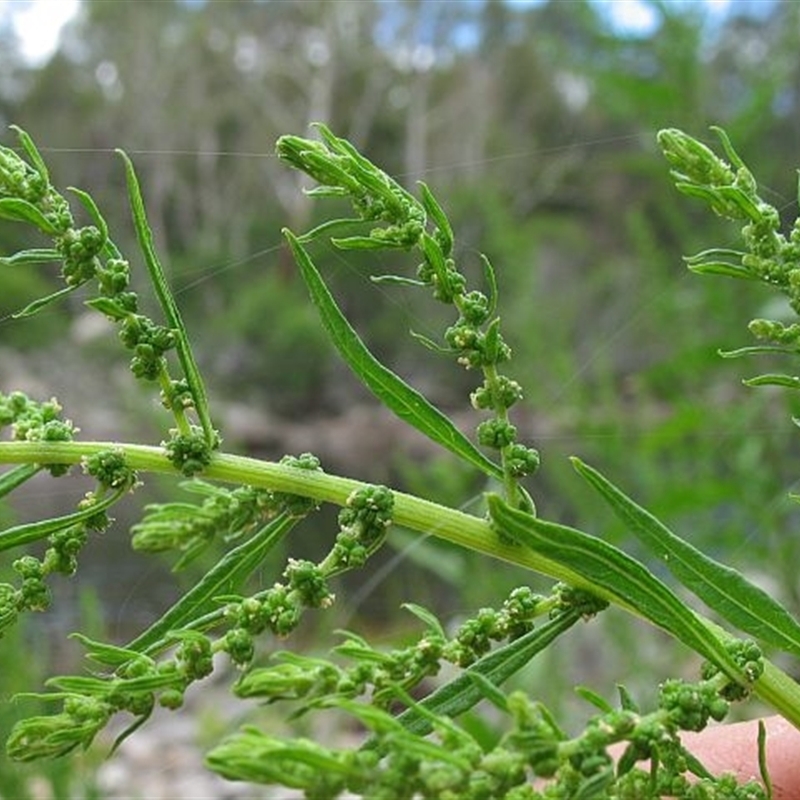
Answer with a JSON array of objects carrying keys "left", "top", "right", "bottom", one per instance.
[
  {"left": 0, "top": 0, "right": 734, "bottom": 66},
  {"left": 0, "top": 0, "right": 79, "bottom": 64}
]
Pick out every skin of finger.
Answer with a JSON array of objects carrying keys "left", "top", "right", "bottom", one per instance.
[
  {"left": 536, "top": 716, "right": 800, "bottom": 796},
  {"left": 677, "top": 716, "right": 800, "bottom": 799}
]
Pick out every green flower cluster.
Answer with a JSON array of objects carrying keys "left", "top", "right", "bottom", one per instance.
[
  {"left": 277, "top": 124, "right": 539, "bottom": 508},
  {"left": 277, "top": 124, "right": 425, "bottom": 250},
  {"left": 131, "top": 453, "right": 325, "bottom": 562},
  {"left": 235, "top": 585, "right": 563, "bottom": 707},
  {"left": 323, "top": 484, "right": 395, "bottom": 571},
  {"left": 0, "top": 447, "right": 135, "bottom": 636},
  {"left": 0, "top": 391, "right": 76, "bottom": 477},
  {"left": 659, "top": 127, "right": 800, "bottom": 372},
  {"left": 1, "top": 126, "right": 218, "bottom": 468},
  {"left": 220, "top": 482, "right": 395, "bottom": 647},
  {"left": 131, "top": 477, "right": 279, "bottom": 559},
  {"left": 210, "top": 666, "right": 763, "bottom": 800},
  {"left": 5, "top": 472, "right": 399, "bottom": 761},
  {"left": 6, "top": 632, "right": 217, "bottom": 760},
  {"left": 6, "top": 556, "right": 337, "bottom": 760},
  {"left": 0, "top": 126, "right": 71, "bottom": 233}
]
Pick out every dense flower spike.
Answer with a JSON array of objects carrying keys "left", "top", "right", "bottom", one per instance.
[
  {"left": 278, "top": 125, "right": 539, "bottom": 510},
  {"left": 0, "top": 126, "right": 219, "bottom": 464}
]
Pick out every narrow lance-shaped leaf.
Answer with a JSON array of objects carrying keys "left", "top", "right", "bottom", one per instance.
[
  {"left": 418, "top": 182, "right": 453, "bottom": 256},
  {"left": 718, "top": 347, "right": 798, "bottom": 359},
  {"left": 13, "top": 285, "right": 82, "bottom": 319},
  {"left": 393, "top": 608, "right": 581, "bottom": 737},
  {"left": 117, "top": 150, "right": 216, "bottom": 446},
  {"left": 124, "top": 512, "right": 297, "bottom": 656},
  {"left": 743, "top": 374, "right": 800, "bottom": 389},
  {"left": 0, "top": 248, "right": 62, "bottom": 266},
  {"left": 685, "top": 260, "right": 759, "bottom": 281},
  {"left": 68, "top": 186, "right": 109, "bottom": 243},
  {"left": 0, "top": 464, "right": 41, "bottom": 498},
  {"left": 572, "top": 457, "right": 800, "bottom": 658},
  {"left": 283, "top": 230, "right": 503, "bottom": 481},
  {"left": 331, "top": 235, "right": 407, "bottom": 251},
  {"left": 0, "top": 198, "right": 59, "bottom": 235},
  {"left": 0, "top": 482, "right": 130, "bottom": 552},
  {"left": 487, "top": 494, "right": 745, "bottom": 681},
  {"left": 9, "top": 125, "right": 50, "bottom": 185},
  {"left": 480, "top": 253, "right": 499, "bottom": 317},
  {"left": 684, "top": 249, "right": 756, "bottom": 281}
]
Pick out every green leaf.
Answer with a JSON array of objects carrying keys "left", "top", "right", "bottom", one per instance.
[
  {"left": 284, "top": 230, "right": 503, "bottom": 480},
  {"left": 710, "top": 125, "right": 748, "bottom": 171},
  {"left": 0, "top": 248, "right": 62, "bottom": 266},
  {"left": 0, "top": 483, "right": 130, "bottom": 552},
  {"left": 69, "top": 633, "right": 153, "bottom": 669},
  {"left": 418, "top": 182, "right": 453, "bottom": 257},
  {"left": 0, "top": 198, "right": 59, "bottom": 234},
  {"left": 124, "top": 512, "right": 296, "bottom": 656},
  {"left": 420, "top": 231, "right": 448, "bottom": 286},
  {"left": 715, "top": 185, "right": 762, "bottom": 220},
  {"left": 483, "top": 317, "right": 504, "bottom": 364},
  {"left": 370, "top": 274, "right": 427, "bottom": 288},
  {"left": 68, "top": 186, "right": 109, "bottom": 243},
  {"left": 575, "top": 685, "right": 614, "bottom": 713},
  {"left": 117, "top": 150, "right": 216, "bottom": 446},
  {"left": 0, "top": 464, "right": 41, "bottom": 498},
  {"left": 743, "top": 374, "right": 800, "bottom": 389},
  {"left": 400, "top": 602, "right": 447, "bottom": 640},
  {"left": 408, "top": 329, "right": 452, "bottom": 354},
  {"left": 295, "top": 216, "right": 363, "bottom": 244},
  {"left": 719, "top": 346, "right": 797, "bottom": 359},
  {"left": 571, "top": 457, "right": 800, "bottom": 658},
  {"left": 480, "top": 253, "right": 499, "bottom": 317},
  {"left": 394, "top": 609, "right": 581, "bottom": 737},
  {"left": 685, "top": 248, "right": 746, "bottom": 263},
  {"left": 331, "top": 235, "right": 407, "bottom": 251},
  {"left": 684, "top": 248, "right": 752, "bottom": 280},
  {"left": 685, "top": 260, "right": 758, "bottom": 281},
  {"left": 84, "top": 296, "right": 130, "bottom": 321},
  {"left": 10, "top": 125, "right": 50, "bottom": 185},
  {"left": 12, "top": 285, "right": 81, "bottom": 318},
  {"left": 487, "top": 494, "right": 744, "bottom": 680}
]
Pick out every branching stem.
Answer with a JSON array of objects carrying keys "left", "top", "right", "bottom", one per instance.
[{"left": 2, "top": 438, "right": 800, "bottom": 729}]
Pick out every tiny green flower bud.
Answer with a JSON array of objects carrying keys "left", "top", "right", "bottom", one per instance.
[
  {"left": 163, "top": 426, "right": 215, "bottom": 477},
  {"left": 657, "top": 129, "right": 735, "bottom": 187},
  {"left": 460, "top": 291, "right": 490, "bottom": 326},
  {"left": 175, "top": 631, "right": 214, "bottom": 680},
  {"left": 84, "top": 448, "right": 136, "bottom": 489},
  {"left": 476, "top": 419, "right": 517, "bottom": 449},
  {"left": 223, "top": 628, "right": 255, "bottom": 668},
  {"left": 506, "top": 444, "right": 540, "bottom": 477},
  {"left": 7, "top": 696, "right": 111, "bottom": 761},
  {"left": 158, "top": 689, "right": 184, "bottom": 710},
  {"left": 97, "top": 257, "right": 131, "bottom": 296},
  {"left": 285, "top": 558, "right": 333, "bottom": 609}
]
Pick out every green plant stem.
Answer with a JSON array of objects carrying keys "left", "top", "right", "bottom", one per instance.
[
  {"left": 483, "top": 362, "right": 521, "bottom": 507},
  {"left": 2, "top": 438, "right": 800, "bottom": 728}
]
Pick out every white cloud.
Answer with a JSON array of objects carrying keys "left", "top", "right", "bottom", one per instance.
[
  {"left": 0, "top": 0, "right": 80, "bottom": 65},
  {"left": 600, "top": 0, "right": 659, "bottom": 35}
]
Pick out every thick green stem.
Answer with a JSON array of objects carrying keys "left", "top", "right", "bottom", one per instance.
[
  {"left": 0, "top": 439, "right": 575, "bottom": 580},
  {"left": 1, "top": 438, "right": 799, "bottom": 728}
]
